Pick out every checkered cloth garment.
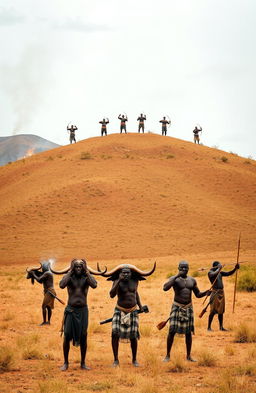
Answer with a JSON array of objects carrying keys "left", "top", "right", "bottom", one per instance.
[
  {"left": 169, "top": 303, "right": 194, "bottom": 334},
  {"left": 112, "top": 307, "right": 140, "bottom": 341}
]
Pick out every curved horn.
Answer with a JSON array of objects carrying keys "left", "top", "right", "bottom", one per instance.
[
  {"left": 130, "top": 261, "right": 156, "bottom": 276},
  {"left": 26, "top": 263, "right": 42, "bottom": 273},
  {"left": 50, "top": 263, "right": 71, "bottom": 275},
  {"left": 100, "top": 262, "right": 156, "bottom": 277},
  {"left": 87, "top": 265, "right": 107, "bottom": 275}
]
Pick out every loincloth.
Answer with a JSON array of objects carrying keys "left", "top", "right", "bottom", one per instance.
[
  {"left": 42, "top": 288, "right": 56, "bottom": 309},
  {"left": 169, "top": 302, "right": 194, "bottom": 334},
  {"left": 62, "top": 305, "right": 88, "bottom": 346},
  {"left": 112, "top": 305, "right": 140, "bottom": 341},
  {"left": 210, "top": 289, "right": 225, "bottom": 314}
]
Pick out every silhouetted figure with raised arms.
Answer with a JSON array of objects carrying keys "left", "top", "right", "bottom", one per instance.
[
  {"left": 67, "top": 124, "right": 77, "bottom": 144},
  {"left": 99, "top": 118, "right": 109, "bottom": 136},
  {"left": 137, "top": 113, "right": 146, "bottom": 133},
  {"left": 118, "top": 114, "right": 128, "bottom": 134},
  {"left": 159, "top": 117, "right": 170, "bottom": 136},
  {"left": 193, "top": 126, "right": 202, "bottom": 144}
]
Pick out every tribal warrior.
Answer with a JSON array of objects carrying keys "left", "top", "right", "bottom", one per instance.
[
  {"left": 26, "top": 261, "right": 56, "bottom": 326},
  {"left": 207, "top": 261, "right": 239, "bottom": 331},
  {"left": 163, "top": 260, "right": 209, "bottom": 362},
  {"left": 159, "top": 117, "right": 170, "bottom": 136},
  {"left": 67, "top": 124, "right": 78, "bottom": 144},
  {"left": 51, "top": 259, "right": 104, "bottom": 371},
  {"left": 193, "top": 126, "right": 202, "bottom": 144},
  {"left": 118, "top": 114, "right": 128, "bottom": 134},
  {"left": 137, "top": 114, "right": 146, "bottom": 133},
  {"left": 101, "top": 262, "right": 156, "bottom": 367},
  {"left": 99, "top": 118, "right": 109, "bottom": 136}
]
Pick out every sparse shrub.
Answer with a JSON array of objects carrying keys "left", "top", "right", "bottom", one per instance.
[
  {"left": 3, "top": 311, "right": 14, "bottom": 321},
  {"left": 23, "top": 347, "right": 44, "bottom": 360},
  {"left": 221, "top": 156, "right": 228, "bottom": 163},
  {"left": 197, "top": 350, "right": 217, "bottom": 366},
  {"left": 237, "top": 268, "right": 256, "bottom": 292},
  {"left": 235, "top": 364, "right": 256, "bottom": 376},
  {"left": 0, "top": 346, "right": 14, "bottom": 371},
  {"left": 234, "top": 323, "right": 256, "bottom": 343},
  {"left": 46, "top": 156, "right": 53, "bottom": 161},
  {"left": 168, "top": 354, "right": 187, "bottom": 373},
  {"left": 244, "top": 160, "right": 251, "bottom": 165},
  {"left": 166, "top": 154, "right": 175, "bottom": 159},
  {"left": 80, "top": 152, "right": 92, "bottom": 160},
  {"left": 216, "top": 370, "right": 250, "bottom": 393}
]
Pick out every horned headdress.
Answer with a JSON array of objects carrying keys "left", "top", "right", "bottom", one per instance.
[
  {"left": 50, "top": 259, "right": 107, "bottom": 275},
  {"left": 98, "top": 262, "right": 156, "bottom": 281}
]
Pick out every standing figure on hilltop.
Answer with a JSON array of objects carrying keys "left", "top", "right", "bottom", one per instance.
[
  {"left": 159, "top": 116, "right": 170, "bottom": 136},
  {"left": 207, "top": 261, "right": 239, "bottom": 332},
  {"left": 162, "top": 261, "right": 209, "bottom": 362},
  {"left": 26, "top": 261, "right": 57, "bottom": 326},
  {"left": 193, "top": 125, "right": 202, "bottom": 144},
  {"left": 67, "top": 124, "right": 78, "bottom": 144},
  {"left": 100, "top": 262, "right": 156, "bottom": 367},
  {"left": 118, "top": 114, "right": 128, "bottom": 134},
  {"left": 99, "top": 118, "right": 109, "bottom": 136},
  {"left": 51, "top": 259, "right": 105, "bottom": 371},
  {"left": 137, "top": 113, "right": 146, "bottom": 133}
]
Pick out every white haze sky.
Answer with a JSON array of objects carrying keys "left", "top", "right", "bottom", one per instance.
[{"left": 0, "top": 0, "right": 255, "bottom": 158}]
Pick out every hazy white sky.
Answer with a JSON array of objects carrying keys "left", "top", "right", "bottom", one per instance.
[{"left": 0, "top": 0, "right": 255, "bottom": 158}]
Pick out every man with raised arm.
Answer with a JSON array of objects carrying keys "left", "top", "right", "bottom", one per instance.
[
  {"left": 207, "top": 261, "right": 239, "bottom": 331},
  {"left": 159, "top": 116, "right": 170, "bottom": 136},
  {"left": 27, "top": 261, "right": 56, "bottom": 326},
  {"left": 99, "top": 118, "right": 109, "bottom": 136},
  {"left": 137, "top": 113, "right": 146, "bottom": 133},
  {"left": 118, "top": 114, "right": 128, "bottom": 134},
  {"left": 53, "top": 259, "right": 98, "bottom": 371},
  {"left": 67, "top": 124, "right": 77, "bottom": 144},
  {"left": 193, "top": 125, "right": 202, "bottom": 144},
  {"left": 163, "top": 260, "right": 209, "bottom": 362}
]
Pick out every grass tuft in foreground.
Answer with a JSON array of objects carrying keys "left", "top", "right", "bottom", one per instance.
[{"left": 0, "top": 346, "right": 14, "bottom": 372}]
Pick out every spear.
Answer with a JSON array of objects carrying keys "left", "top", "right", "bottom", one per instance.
[{"left": 232, "top": 233, "right": 241, "bottom": 313}]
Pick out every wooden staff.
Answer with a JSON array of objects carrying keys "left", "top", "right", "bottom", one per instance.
[{"left": 232, "top": 233, "right": 241, "bottom": 313}]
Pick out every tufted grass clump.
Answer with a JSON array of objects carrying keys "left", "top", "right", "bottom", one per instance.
[
  {"left": 0, "top": 346, "right": 14, "bottom": 372},
  {"left": 39, "top": 380, "right": 69, "bottom": 393},
  {"left": 234, "top": 323, "right": 256, "bottom": 343},
  {"left": 80, "top": 152, "right": 92, "bottom": 160},
  {"left": 197, "top": 350, "right": 217, "bottom": 367},
  {"left": 221, "top": 156, "right": 228, "bottom": 163},
  {"left": 86, "top": 380, "right": 113, "bottom": 391}
]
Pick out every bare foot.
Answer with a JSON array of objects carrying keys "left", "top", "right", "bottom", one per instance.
[
  {"left": 39, "top": 322, "right": 47, "bottom": 326},
  {"left": 207, "top": 328, "right": 213, "bottom": 331},
  {"left": 112, "top": 360, "right": 120, "bottom": 367},
  {"left": 163, "top": 356, "right": 170, "bottom": 362},
  {"left": 132, "top": 360, "right": 139, "bottom": 367},
  {"left": 81, "top": 363, "right": 90, "bottom": 370},
  {"left": 60, "top": 363, "right": 69, "bottom": 371},
  {"left": 187, "top": 356, "right": 197, "bottom": 362},
  {"left": 220, "top": 327, "right": 228, "bottom": 331}
]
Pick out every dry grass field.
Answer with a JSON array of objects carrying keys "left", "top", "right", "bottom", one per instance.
[{"left": 0, "top": 133, "right": 255, "bottom": 392}]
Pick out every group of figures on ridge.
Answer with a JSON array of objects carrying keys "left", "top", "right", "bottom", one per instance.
[
  {"left": 66, "top": 116, "right": 203, "bottom": 143},
  {"left": 26, "top": 259, "right": 239, "bottom": 370}
]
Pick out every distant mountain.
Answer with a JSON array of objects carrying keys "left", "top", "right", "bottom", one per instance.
[{"left": 0, "top": 134, "right": 60, "bottom": 166}]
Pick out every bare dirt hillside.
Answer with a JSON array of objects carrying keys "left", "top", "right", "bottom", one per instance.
[{"left": 0, "top": 133, "right": 255, "bottom": 265}]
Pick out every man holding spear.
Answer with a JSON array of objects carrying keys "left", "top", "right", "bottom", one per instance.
[{"left": 207, "top": 261, "right": 239, "bottom": 331}]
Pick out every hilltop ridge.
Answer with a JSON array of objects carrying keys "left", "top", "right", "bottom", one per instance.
[{"left": 0, "top": 133, "right": 255, "bottom": 264}]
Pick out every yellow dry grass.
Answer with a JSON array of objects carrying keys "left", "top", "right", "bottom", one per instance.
[{"left": 0, "top": 257, "right": 255, "bottom": 393}]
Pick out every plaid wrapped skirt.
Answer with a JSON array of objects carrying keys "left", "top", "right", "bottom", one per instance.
[
  {"left": 169, "top": 303, "right": 194, "bottom": 334},
  {"left": 112, "top": 307, "right": 140, "bottom": 341}
]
